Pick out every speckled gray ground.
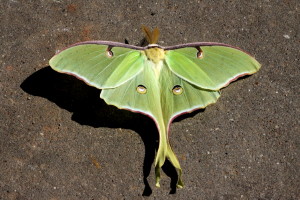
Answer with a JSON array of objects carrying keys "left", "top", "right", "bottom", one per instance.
[{"left": 1, "top": 0, "right": 299, "bottom": 199}]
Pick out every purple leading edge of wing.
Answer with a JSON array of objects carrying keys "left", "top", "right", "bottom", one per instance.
[
  {"left": 54, "top": 41, "right": 146, "bottom": 54},
  {"left": 55, "top": 41, "right": 254, "bottom": 57},
  {"left": 163, "top": 42, "right": 255, "bottom": 57}
]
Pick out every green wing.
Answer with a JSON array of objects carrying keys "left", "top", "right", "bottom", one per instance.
[
  {"left": 98, "top": 45, "right": 260, "bottom": 188},
  {"left": 49, "top": 44, "right": 143, "bottom": 89},
  {"left": 165, "top": 46, "right": 261, "bottom": 90}
]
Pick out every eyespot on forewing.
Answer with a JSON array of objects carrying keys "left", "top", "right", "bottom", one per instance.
[
  {"left": 196, "top": 47, "right": 203, "bottom": 59},
  {"left": 106, "top": 50, "right": 113, "bottom": 58}
]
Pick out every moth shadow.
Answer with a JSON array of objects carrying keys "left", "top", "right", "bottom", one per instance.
[{"left": 21, "top": 66, "right": 181, "bottom": 195}]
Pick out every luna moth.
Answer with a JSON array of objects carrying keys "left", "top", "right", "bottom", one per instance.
[{"left": 49, "top": 26, "right": 261, "bottom": 188}]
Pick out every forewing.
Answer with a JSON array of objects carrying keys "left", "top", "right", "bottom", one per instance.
[
  {"left": 49, "top": 44, "right": 143, "bottom": 89},
  {"left": 165, "top": 46, "right": 261, "bottom": 90}
]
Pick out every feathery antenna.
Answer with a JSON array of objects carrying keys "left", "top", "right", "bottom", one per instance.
[{"left": 142, "top": 25, "right": 160, "bottom": 44}]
